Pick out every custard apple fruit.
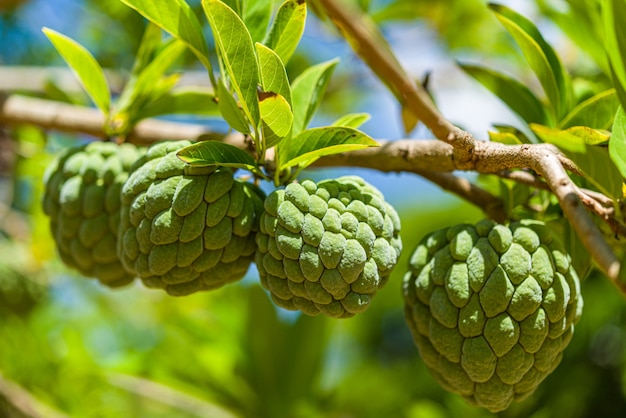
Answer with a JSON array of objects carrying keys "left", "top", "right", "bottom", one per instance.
[
  {"left": 42, "top": 141, "right": 145, "bottom": 287},
  {"left": 118, "top": 140, "right": 265, "bottom": 296},
  {"left": 402, "top": 219, "right": 583, "bottom": 412},
  {"left": 256, "top": 176, "right": 402, "bottom": 318}
]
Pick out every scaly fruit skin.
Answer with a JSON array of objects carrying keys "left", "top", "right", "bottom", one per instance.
[
  {"left": 402, "top": 219, "right": 583, "bottom": 412},
  {"left": 256, "top": 176, "right": 402, "bottom": 318},
  {"left": 118, "top": 140, "right": 264, "bottom": 296},
  {"left": 42, "top": 141, "right": 145, "bottom": 287}
]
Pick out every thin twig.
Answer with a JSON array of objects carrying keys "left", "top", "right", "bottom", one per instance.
[{"left": 0, "top": 373, "right": 69, "bottom": 418}]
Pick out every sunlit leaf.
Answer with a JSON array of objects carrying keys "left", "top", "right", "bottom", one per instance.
[
  {"left": 42, "top": 28, "right": 110, "bottom": 115},
  {"left": 176, "top": 140, "right": 257, "bottom": 171},
  {"left": 119, "top": 0, "right": 213, "bottom": 72},
  {"left": 560, "top": 89, "right": 619, "bottom": 129},
  {"left": 291, "top": 59, "right": 338, "bottom": 134},
  {"left": 609, "top": 106, "right": 626, "bottom": 178},
  {"left": 264, "top": 0, "right": 306, "bottom": 64},
  {"left": 460, "top": 63, "right": 551, "bottom": 125},
  {"left": 532, "top": 124, "right": 622, "bottom": 198},
  {"left": 260, "top": 93, "right": 293, "bottom": 148},
  {"left": 256, "top": 43, "right": 292, "bottom": 106},
  {"left": 217, "top": 78, "right": 251, "bottom": 134},
  {"left": 203, "top": 0, "right": 260, "bottom": 128},
  {"left": 331, "top": 113, "right": 371, "bottom": 129},
  {"left": 280, "top": 126, "right": 379, "bottom": 169},
  {"left": 603, "top": 0, "right": 626, "bottom": 109},
  {"left": 488, "top": 131, "right": 524, "bottom": 145},
  {"left": 489, "top": 3, "right": 571, "bottom": 118}
]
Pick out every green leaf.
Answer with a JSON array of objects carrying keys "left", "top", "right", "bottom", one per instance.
[
  {"left": 459, "top": 63, "right": 551, "bottom": 125},
  {"left": 280, "top": 126, "right": 379, "bottom": 169},
  {"left": 609, "top": 106, "right": 626, "bottom": 178},
  {"left": 488, "top": 131, "right": 525, "bottom": 145},
  {"left": 560, "top": 89, "right": 619, "bottom": 129},
  {"left": 134, "top": 88, "right": 219, "bottom": 120},
  {"left": 116, "top": 39, "right": 187, "bottom": 115},
  {"left": 492, "top": 124, "right": 534, "bottom": 144},
  {"left": 532, "top": 124, "right": 622, "bottom": 198},
  {"left": 489, "top": 3, "right": 571, "bottom": 118},
  {"left": 243, "top": 0, "right": 275, "bottom": 43},
  {"left": 42, "top": 28, "right": 110, "bottom": 115},
  {"left": 256, "top": 43, "right": 292, "bottom": 106},
  {"left": 291, "top": 59, "right": 338, "bottom": 135},
  {"left": 119, "top": 0, "right": 213, "bottom": 73},
  {"left": 203, "top": 0, "right": 260, "bottom": 129},
  {"left": 176, "top": 141, "right": 257, "bottom": 172},
  {"left": 603, "top": 0, "right": 626, "bottom": 109},
  {"left": 129, "top": 23, "right": 163, "bottom": 78},
  {"left": 331, "top": 113, "right": 371, "bottom": 129},
  {"left": 260, "top": 93, "right": 293, "bottom": 148},
  {"left": 217, "top": 78, "right": 251, "bottom": 134},
  {"left": 263, "top": 0, "right": 306, "bottom": 64}
]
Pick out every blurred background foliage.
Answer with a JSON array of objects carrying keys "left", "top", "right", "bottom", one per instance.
[{"left": 1, "top": 0, "right": 626, "bottom": 417}]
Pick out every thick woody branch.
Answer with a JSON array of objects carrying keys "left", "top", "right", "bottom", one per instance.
[{"left": 316, "top": 0, "right": 624, "bottom": 290}]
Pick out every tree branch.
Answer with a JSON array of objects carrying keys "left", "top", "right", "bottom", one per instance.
[{"left": 0, "top": 373, "right": 69, "bottom": 418}]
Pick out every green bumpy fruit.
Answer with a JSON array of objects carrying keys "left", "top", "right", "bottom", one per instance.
[
  {"left": 402, "top": 219, "right": 583, "bottom": 412},
  {"left": 43, "top": 141, "right": 145, "bottom": 287},
  {"left": 118, "top": 140, "right": 265, "bottom": 296},
  {"left": 256, "top": 176, "right": 402, "bottom": 318}
]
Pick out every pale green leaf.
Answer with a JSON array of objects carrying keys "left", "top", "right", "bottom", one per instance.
[
  {"left": 176, "top": 141, "right": 257, "bottom": 171},
  {"left": 264, "top": 0, "right": 306, "bottom": 64},
  {"left": 119, "top": 0, "right": 213, "bottom": 72},
  {"left": 460, "top": 63, "right": 551, "bottom": 125},
  {"left": 490, "top": 3, "right": 571, "bottom": 118},
  {"left": 560, "top": 89, "right": 619, "bottom": 129},
  {"left": 260, "top": 93, "right": 293, "bottom": 148},
  {"left": 331, "top": 113, "right": 371, "bottom": 129},
  {"left": 609, "top": 106, "right": 626, "bottom": 178},
  {"left": 488, "top": 131, "right": 524, "bottom": 145},
  {"left": 291, "top": 59, "right": 338, "bottom": 135},
  {"left": 280, "top": 126, "right": 379, "bottom": 169},
  {"left": 217, "top": 78, "right": 251, "bottom": 134},
  {"left": 256, "top": 43, "right": 292, "bottom": 106},
  {"left": 134, "top": 88, "right": 219, "bottom": 120},
  {"left": 243, "top": 0, "right": 275, "bottom": 42},
  {"left": 42, "top": 28, "right": 110, "bottom": 115},
  {"left": 532, "top": 123, "right": 622, "bottom": 198},
  {"left": 203, "top": 0, "right": 260, "bottom": 128},
  {"left": 130, "top": 23, "right": 164, "bottom": 77}
]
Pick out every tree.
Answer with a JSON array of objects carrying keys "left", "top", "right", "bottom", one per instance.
[{"left": 1, "top": 0, "right": 626, "bottom": 417}]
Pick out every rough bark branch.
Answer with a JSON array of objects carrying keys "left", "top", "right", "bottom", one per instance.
[{"left": 316, "top": 0, "right": 624, "bottom": 291}]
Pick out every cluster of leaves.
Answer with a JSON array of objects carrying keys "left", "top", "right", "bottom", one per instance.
[{"left": 43, "top": 0, "right": 380, "bottom": 188}]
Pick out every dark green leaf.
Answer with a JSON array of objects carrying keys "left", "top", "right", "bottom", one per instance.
[
  {"left": 280, "top": 126, "right": 379, "bottom": 169},
  {"left": 459, "top": 63, "right": 551, "bottom": 125},
  {"left": 203, "top": 0, "right": 260, "bottom": 128},
  {"left": 119, "top": 0, "right": 213, "bottom": 73},
  {"left": 609, "top": 106, "right": 626, "bottom": 178},
  {"left": 532, "top": 124, "right": 622, "bottom": 198},
  {"left": 264, "top": 0, "right": 307, "bottom": 64},
  {"left": 291, "top": 59, "right": 338, "bottom": 135},
  {"left": 217, "top": 78, "right": 251, "bottom": 134},
  {"left": 256, "top": 43, "right": 292, "bottom": 106},
  {"left": 176, "top": 140, "right": 257, "bottom": 171},
  {"left": 134, "top": 88, "right": 219, "bottom": 120},
  {"left": 331, "top": 113, "right": 371, "bottom": 129},
  {"left": 243, "top": 0, "right": 275, "bottom": 43},
  {"left": 42, "top": 28, "right": 110, "bottom": 115},
  {"left": 560, "top": 89, "right": 619, "bottom": 129},
  {"left": 260, "top": 93, "right": 293, "bottom": 148},
  {"left": 489, "top": 3, "right": 571, "bottom": 118}
]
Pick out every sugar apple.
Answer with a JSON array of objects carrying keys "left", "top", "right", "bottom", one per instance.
[
  {"left": 42, "top": 141, "right": 145, "bottom": 287},
  {"left": 255, "top": 176, "right": 402, "bottom": 318},
  {"left": 402, "top": 219, "right": 583, "bottom": 412},
  {"left": 118, "top": 140, "right": 265, "bottom": 296}
]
